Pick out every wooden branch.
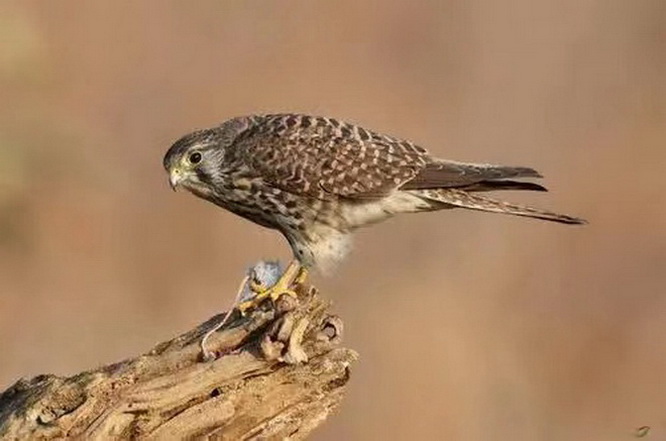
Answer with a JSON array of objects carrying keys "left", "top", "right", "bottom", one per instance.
[{"left": 0, "top": 286, "right": 357, "bottom": 440}]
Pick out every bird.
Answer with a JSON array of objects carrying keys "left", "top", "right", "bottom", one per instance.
[{"left": 163, "top": 113, "right": 585, "bottom": 313}]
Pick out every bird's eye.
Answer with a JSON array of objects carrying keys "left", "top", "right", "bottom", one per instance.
[{"left": 189, "top": 152, "right": 202, "bottom": 165}]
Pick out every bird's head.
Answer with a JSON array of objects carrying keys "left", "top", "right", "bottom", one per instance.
[
  {"left": 163, "top": 117, "right": 251, "bottom": 194},
  {"left": 163, "top": 128, "right": 221, "bottom": 194}
]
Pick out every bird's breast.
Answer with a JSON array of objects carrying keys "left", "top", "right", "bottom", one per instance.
[{"left": 209, "top": 179, "right": 307, "bottom": 231}]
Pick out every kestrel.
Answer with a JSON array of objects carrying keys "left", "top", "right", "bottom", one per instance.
[{"left": 164, "top": 114, "right": 585, "bottom": 312}]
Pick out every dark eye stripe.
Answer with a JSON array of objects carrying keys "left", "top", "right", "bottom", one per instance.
[{"left": 195, "top": 168, "right": 210, "bottom": 184}]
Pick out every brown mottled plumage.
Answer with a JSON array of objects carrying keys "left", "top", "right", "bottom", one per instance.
[{"left": 163, "top": 114, "right": 585, "bottom": 273}]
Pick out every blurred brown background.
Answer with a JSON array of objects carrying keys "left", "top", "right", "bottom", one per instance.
[{"left": 1, "top": 1, "right": 665, "bottom": 439}]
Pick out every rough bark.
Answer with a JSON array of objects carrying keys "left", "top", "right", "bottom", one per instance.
[{"left": 0, "top": 286, "right": 357, "bottom": 440}]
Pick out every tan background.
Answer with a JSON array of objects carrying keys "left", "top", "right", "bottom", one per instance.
[{"left": 1, "top": 1, "right": 665, "bottom": 440}]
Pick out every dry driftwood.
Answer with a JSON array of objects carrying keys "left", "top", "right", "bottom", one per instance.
[{"left": 0, "top": 285, "right": 357, "bottom": 440}]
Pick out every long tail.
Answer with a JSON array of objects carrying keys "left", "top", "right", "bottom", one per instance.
[
  {"left": 412, "top": 188, "right": 587, "bottom": 225},
  {"left": 402, "top": 161, "right": 546, "bottom": 191}
]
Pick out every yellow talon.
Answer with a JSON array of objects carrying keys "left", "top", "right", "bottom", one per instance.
[
  {"left": 294, "top": 267, "right": 309, "bottom": 286},
  {"left": 236, "top": 260, "right": 305, "bottom": 315}
]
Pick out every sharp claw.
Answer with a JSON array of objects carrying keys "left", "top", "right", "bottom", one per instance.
[
  {"left": 237, "top": 286, "right": 298, "bottom": 314},
  {"left": 249, "top": 279, "right": 267, "bottom": 294},
  {"left": 237, "top": 261, "right": 304, "bottom": 314},
  {"left": 237, "top": 295, "right": 266, "bottom": 315},
  {"left": 269, "top": 288, "right": 297, "bottom": 302},
  {"left": 293, "top": 268, "right": 309, "bottom": 286},
  {"left": 238, "top": 303, "right": 252, "bottom": 316}
]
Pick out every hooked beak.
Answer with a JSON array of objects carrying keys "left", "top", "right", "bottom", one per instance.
[{"left": 169, "top": 168, "right": 183, "bottom": 191}]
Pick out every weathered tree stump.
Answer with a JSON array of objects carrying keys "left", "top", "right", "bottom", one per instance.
[{"left": 0, "top": 285, "right": 357, "bottom": 440}]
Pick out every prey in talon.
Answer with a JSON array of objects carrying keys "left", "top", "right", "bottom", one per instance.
[
  {"left": 237, "top": 260, "right": 307, "bottom": 315},
  {"left": 163, "top": 113, "right": 586, "bottom": 314},
  {"left": 199, "top": 260, "right": 289, "bottom": 361}
]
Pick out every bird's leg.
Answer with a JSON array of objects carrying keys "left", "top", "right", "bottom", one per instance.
[
  {"left": 237, "top": 260, "right": 303, "bottom": 315},
  {"left": 294, "top": 266, "right": 309, "bottom": 286}
]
